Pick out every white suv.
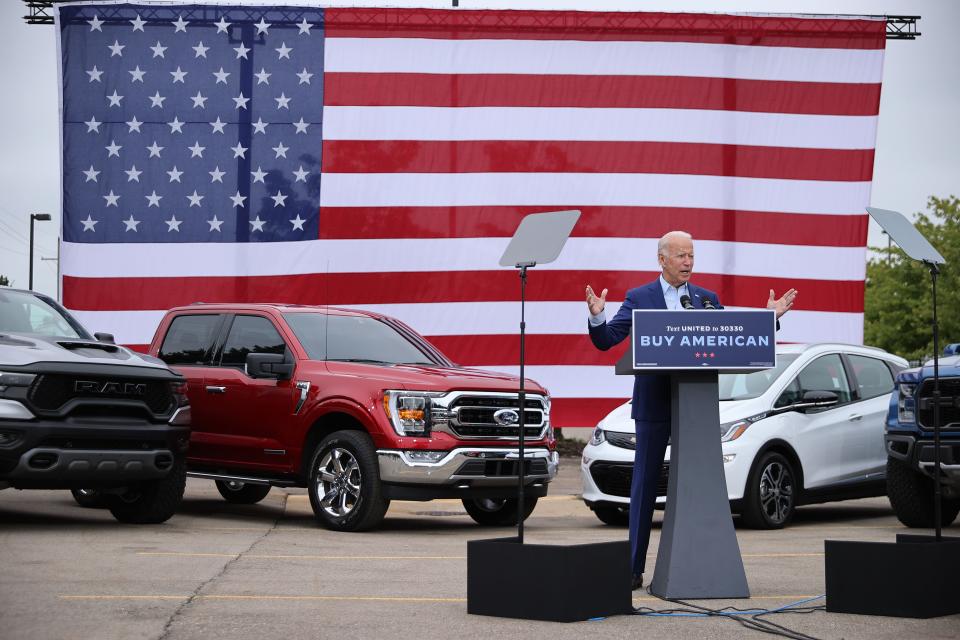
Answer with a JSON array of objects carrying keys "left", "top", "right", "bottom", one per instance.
[{"left": 581, "top": 343, "right": 908, "bottom": 529}]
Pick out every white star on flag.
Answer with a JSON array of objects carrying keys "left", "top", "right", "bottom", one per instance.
[
  {"left": 145, "top": 190, "right": 162, "bottom": 207},
  {"left": 187, "top": 191, "right": 204, "bottom": 207},
  {"left": 271, "top": 190, "right": 288, "bottom": 207},
  {"left": 86, "top": 66, "right": 103, "bottom": 82},
  {"left": 250, "top": 216, "right": 266, "bottom": 232},
  {"left": 85, "top": 117, "right": 101, "bottom": 133},
  {"left": 172, "top": 16, "right": 189, "bottom": 32},
  {"left": 188, "top": 141, "right": 206, "bottom": 158},
  {"left": 103, "top": 190, "right": 120, "bottom": 207},
  {"left": 290, "top": 214, "right": 306, "bottom": 230},
  {"left": 167, "top": 166, "right": 183, "bottom": 182},
  {"left": 81, "top": 215, "right": 98, "bottom": 231},
  {"left": 130, "top": 15, "right": 146, "bottom": 32},
  {"left": 207, "top": 215, "right": 224, "bottom": 231},
  {"left": 166, "top": 215, "right": 183, "bottom": 232},
  {"left": 122, "top": 215, "right": 140, "bottom": 232}
]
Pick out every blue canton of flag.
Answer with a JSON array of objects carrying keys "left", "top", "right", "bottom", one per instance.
[{"left": 60, "top": 5, "right": 325, "bottom": 243}]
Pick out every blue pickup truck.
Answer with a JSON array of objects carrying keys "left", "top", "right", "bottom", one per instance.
[{"left": 885, "top": 344, "right": 960, "bottom": 527}]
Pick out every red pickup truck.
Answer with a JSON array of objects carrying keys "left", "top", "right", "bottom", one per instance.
[{"left": 147, "top": 303, "right": 557, "bottom": 531}]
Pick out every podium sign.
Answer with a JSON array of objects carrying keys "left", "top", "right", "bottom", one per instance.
[{"left": 632, "top": 309, "right": 776, "bottom": 369}]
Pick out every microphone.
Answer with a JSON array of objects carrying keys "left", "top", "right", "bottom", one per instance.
[
  {"left": 701, "top": 298, "right": 717, "bottom": 310},
  {"left": 679, "top": 295, "right": 695, "bottom": 310}
]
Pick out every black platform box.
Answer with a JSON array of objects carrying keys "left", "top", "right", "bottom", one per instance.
[
  {"left": 467, "top": 537, "right": 633, "bottom": 622},
  {"left": 825, "top": 534, "right": 960, "bottom": 618}
]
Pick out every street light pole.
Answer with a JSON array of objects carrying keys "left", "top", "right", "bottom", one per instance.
[{"left": 29, "top": 213, "right": 52, "bottom": 290}]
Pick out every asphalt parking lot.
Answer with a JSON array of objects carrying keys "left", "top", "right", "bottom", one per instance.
[{"left": 1, "top": 462, "right": 958, "bottom": 640}]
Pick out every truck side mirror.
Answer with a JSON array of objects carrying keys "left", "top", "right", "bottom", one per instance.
[{"left": 246, "top": 352, "right": 293, "bottom": 380}]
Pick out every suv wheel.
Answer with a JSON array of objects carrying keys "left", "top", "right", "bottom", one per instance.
[
  {"left": 308, "top": 430, "right": 389, "bottom": 532},
  {"left": 887, "top": 457, "right": 960, "bottom": 527},
  {"left": 71, "top": 488, "right": 107, "bottom": 509},
  {"left": 741, "top": 452, "right": 797, "bottom": 529},
  {"left": 107, "top": 457, "right": 187, "bottom": 524},
  {"left": 462, "top": 497, "right": 538, "bottom": 526},
  {"left": 215, "top": 480, "right": 271, "bottom": 505},
  {"left": 592, "top": 504, "right": 629, "bottom": 526}
]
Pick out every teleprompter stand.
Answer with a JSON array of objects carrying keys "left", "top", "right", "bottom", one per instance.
[
  {"left": 467, "top": 210, "right": 634, "bottom": 623},
  {"left": 824, "top": 208, "right": 960, "bottom": 618}
]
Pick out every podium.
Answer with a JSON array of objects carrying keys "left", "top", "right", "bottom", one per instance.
[{"left": 617, "top": 308, "right": 777, "bottom": 599}]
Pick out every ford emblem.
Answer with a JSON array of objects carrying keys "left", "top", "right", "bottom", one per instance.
[{"left": 493, "top": 408, "right": 520, "bottom": 426}]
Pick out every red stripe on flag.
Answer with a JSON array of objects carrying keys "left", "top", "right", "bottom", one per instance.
[
  {"left": 550, "top": 398, "right": 627, "bottom": 428},
  {"left": 426, "top": 334, "right": 620, "bottom": 367},
  {"left": 63, "top": 272, "right": 863, "bottom": 313},
  {"left": 325, "top": 73, "right": 881, "bottom": 116},
  {"left": 324, "top": 9, "right": 887, "bottom": 49},
  {"left": 317, "top": 206, "right": 867, "bottom": 247},
  {"left": 322, "top": 140, "right": 875, "bottom": 181}
]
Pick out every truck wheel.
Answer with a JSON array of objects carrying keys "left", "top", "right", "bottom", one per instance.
[
  {"left": 71, "top": 488, "right": 107, "bottom": 509},
  {"left": 215, "top": 480, "right": 271, "bottom": 504},
  {"left": 741, "top": 452, "right": 797, "bottom": 529},
  {"left": 592, "top": 504, "right": 629, "bottom": 526},
  {"left": 462, "top": 497, "right": 539, "bottom": 526},
  {"left": 107, "top": 457, "right": 187, "bottom": 524},
  {"left": 308, "top": 430, "right": 388, "bottom": 532},
  {"left": 887, "top": 457, "right": 960, "bottom": 527}
]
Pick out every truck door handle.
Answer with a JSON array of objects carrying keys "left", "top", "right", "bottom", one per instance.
[
  {"left": 847, "top": 413, "right": 862, "bottom": 422},
  {"left": 206, "top": 386, "right": 226, "bottom": 394}
]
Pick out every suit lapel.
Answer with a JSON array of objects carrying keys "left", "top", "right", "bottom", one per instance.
[{"left": 645, "top": 279, "right": 667, "bottom": 310}]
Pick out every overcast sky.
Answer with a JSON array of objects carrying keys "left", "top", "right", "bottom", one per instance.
[{"left": 1, "top": 0, "right": 956, "bottom": 299}]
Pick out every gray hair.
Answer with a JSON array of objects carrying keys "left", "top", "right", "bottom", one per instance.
[{"left": 657, "top": 231, "right": 693, "bottom": 256}]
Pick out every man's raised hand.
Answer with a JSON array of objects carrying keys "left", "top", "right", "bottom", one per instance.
[
  {"left": 586, "top": 285, "right": 608, "bottom": 316},
  {"left": 767, "top": 288, "right": 798, "bottom": 319}
]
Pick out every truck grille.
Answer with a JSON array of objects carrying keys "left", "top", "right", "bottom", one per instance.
[
  {"left": 590, "top": 462, "right": 670, "bottom": 498},
  {"left": 27, "top": 374, "right": 174, "bottom": 416},
  {"left": 454, "top": 459, "right": 549, "bottom": 477},
  {"left": 916, "top": 377, "right": 960, "bottom": 431},
  {"left": 447, "top": 394, "right": 547, "bottom": 439}
]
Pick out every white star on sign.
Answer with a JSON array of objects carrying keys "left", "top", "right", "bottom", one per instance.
[
  {"left": 230, "top": 191, "right": 247, "bottom": 208},
  {"left": 293, "top": 118, "right": 309, "bottom": 134},
  {"left": 129, "top": 65, "right": 146, "bottom": 82},
  {"left": 82, "top": 165, "right": 100, "bottom": 182},
  {"left": 172, "top": 16, "right": 189, "bottom": 32},
  {"left": 107, "top": 90, "right": 123, "bottom": 107},
  {"left": 103, "top": 190, "right": 120, "bottom": 207},
  {"left": 191, "top": 91, "right": 208, "bottom": 109},
  {"left": 167, "top": 117, "right": 184, "bottom": 134},
  {"left": 275, "top": 42, "right": 292, "bottom": 60},
  {"left": 250, "top": 216, "right": 266, "bottom": 232},
  {"left": 145, "top": 190, "right": 162, "bottom": 207},
  {"left": 130, "top": 15, "right": 146, "bottom": 32},
  {"left": 170, "top": 66, "right": 187, "bottom": 83},
  {"left": 125, "top": 165, "right": 142, "bottom": 182},
  {"left": 292, "top": 166, "right": 309, "bottom": 182},
  {"left": 207, "top": 215, "right": 224, "bottom": 232},
  {"left": 297, "top": 68, "right": 313, "bottom": 85},
  {"left": 254, "top": 68, "right": 271, "bottom": 85},
  {"left": 209, "top": 117, "right": 227, "bottom": 134},
  {"left": 187, "top": 191, "right": 204, "bottom": 207},
  {"left": 86, "top": 65, "right": 103, "bottom": 82},
  {"left": 165, "top": 215, "right": 183, "bottom": 232},
  {"left": 188, "top": 141, "right": 206, "bottom": 158},
  {"left": 81, "top": 215, "right": 98, "bottom": 232},
  {"left": 251, "top": 167, "right": 267, "bottom": 183},
  {"left": 85, "top": 117, "right": 101, "bottom": 133},
  {"left": 147, "top": 141, "right": 164, "bottom": 158},
  {"left": 233, "top": 92, "right": 249, "bottom": 110},
  {"left": 290, "top": 214, "right": 306, "bottom": 231},
  {"left": 275, "top": 92, "right": 291, "bottom": 110},
  {"left": 231, "top": 142, "right": 248, "bottom": 159},
  {"left": 271, "top": 190, "right": 288, "bottom": 207},
  {"left": 272, "top": 142, "right": 288, "bottom": 159},
  {"left": 252, "top": 117, "right": 269, "bottom": 134},
  {"left": 167, "top": 166, "right": 183, "bottom": 182},
  {"left": 149, "top": 91, "right": 166, "bottom": 108},
  {"left": 193, "top": 41, "right": 210, "bottom": 58},
  {"left": 151, "top": 41, "right": 168, "bottom": 58},
  {"left": 123, "top": 215, "right": 140, "bottom": 232},
  {"left": 298, "top": 19, "right": 313, "bottom": 35},
  {"left": 213, "top": 67, "right": 230, "bottom": 84},
  {"left": 105, "top": 140, "right": 122, "bottom": 157},
  {"left": 234, "top": 43, "right": 250, "bottom": 59},
  {"left": 126, "top": 116, "right": 143, "bottom": 133},
  {"left": 108, "top": 40, "right": 125, "bottom": 57},
  {"left": 209, "top": 166, "right": 226, "bottom": 183},
  {"left": 255, "top": 18, "right": 271, "bottom": 35},
  {"left": 88, "top": 16, "right": 104, "bottom": 32},
  {"left": 214, "top": 17, "right": 231, "bottom": 34}
]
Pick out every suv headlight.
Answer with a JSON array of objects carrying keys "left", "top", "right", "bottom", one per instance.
[
  {"left": 898, "top": 382, "right": 917, "bottom": 423},
  {"left": 382, "top": 390, "right": 445, "bottom": 437},
  {"left": 589, "top": 426, "right": 606, "bottom": 446}
]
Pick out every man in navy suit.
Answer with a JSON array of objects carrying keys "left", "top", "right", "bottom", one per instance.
[{"left": 585, "top": 231, "right": 797, "bottom": 589}]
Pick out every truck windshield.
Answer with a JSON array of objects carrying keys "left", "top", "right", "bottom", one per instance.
[
  {"left": 284, "top": 312, "right": 436, "bottom": 365},
  {"left": 718, "top": 354, "right": 799, "bottom": 401},
  {"left": 0, "top": 289, "right": 87, "bottom": 339}
]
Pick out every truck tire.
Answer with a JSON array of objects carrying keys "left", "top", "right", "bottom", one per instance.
[
  {"left": 740, "top": 452, "right": 797, "bottom": 529},
  {"left": 215, "top": 480, "right": 271, "bottom": 505},
  {"left": 462, "top": 496, "right": 538, "bottom": 526},
  {"left": 592, "top": 504, "right": 629, "bottom": 526},
  {"left": 107, "top": 457, "right": 187, "bottom": 524},
  {"left": 71, "top": 488, "right": 107, "bottom": 509},
  {"left": 887, "top": 457, "right": 960, "bottom": 528},
  {"left": 308, "top": 430, "right": 389, "bottom": 532}
]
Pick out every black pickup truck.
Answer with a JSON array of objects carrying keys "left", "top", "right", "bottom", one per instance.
[{"left": 0, "top": 287, "right": 190, "bottom": 523}]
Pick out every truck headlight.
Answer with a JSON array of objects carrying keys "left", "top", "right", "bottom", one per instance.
[
  {"left": 382, "top": 390, "right": 444, "bottom": 437},
  {"left": 0, "top": 371, "right": 37, "bottom": 394},
  {"left": 898, "top": 383, "right": 917, "bottom": 423}
]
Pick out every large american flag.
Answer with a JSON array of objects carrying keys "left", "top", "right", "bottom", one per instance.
[{"left": 57, "top": 5, "right": 886, "bottom": 427}]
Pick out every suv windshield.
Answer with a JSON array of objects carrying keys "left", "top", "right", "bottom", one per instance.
[
  {"left": 284, "top": 312, "right": 436, "bottom": 365},
  {"left": 0, "top": 289, "right": 87, "bottom": 339},
  {"left": 718, "top": 354, "right": 799, "bottom": 401}
]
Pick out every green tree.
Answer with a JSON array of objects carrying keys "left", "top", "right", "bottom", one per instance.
[
  {"left": 864, "top": 196, "right": 960, "bottom": 362},
  {"left": 0, "top": 275, "right": 8, "bottom": 286}
]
